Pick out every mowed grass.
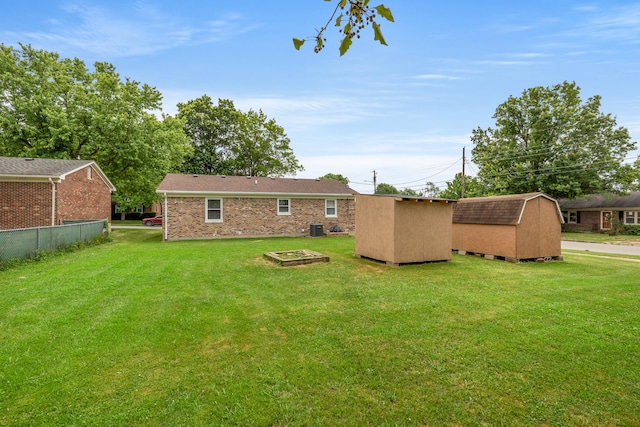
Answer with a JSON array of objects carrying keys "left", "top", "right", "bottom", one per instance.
[{"left": 1, "top": 230, "right": 639, "bottom": 426}]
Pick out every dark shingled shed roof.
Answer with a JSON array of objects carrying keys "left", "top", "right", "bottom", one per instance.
[
  {"left": 157, "top": 173, "right": 359, "bottom": 196},
  {"left": 558, "top": 192, "right": 640, "bottom": 209},
  {"left": 453, "top": 192, "right": 562, "bottom": 225}
]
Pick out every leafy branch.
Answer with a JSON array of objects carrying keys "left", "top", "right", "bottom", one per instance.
[{"left": 293, "top": 0, "right": 394, "bottom": 56}]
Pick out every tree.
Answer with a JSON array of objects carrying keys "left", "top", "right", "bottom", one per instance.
[
  {"left": 230, "top": 109, "right": 304, "bottom": 177},
  {"left": 293, "top": 0, "right": 394, "bottom": 56},
  {"left": 176, "top": 96, "right": 240, "bottom": 175},
  {"left": 439, "top": 174, "right": 485, "bottom": 199},
  {"left": 0, "top": 44, "right": 192, "bottom": 213},
  {"left": 177, "top": 99, "right": 304, "bottom": 177},
  {"left": 375, "top": 182, "right": 399, "bottom": 194},
  {"left": 422, "top": 182, "right": 440, "bottom": 198},
  {"left": 471, "top": 81, "right": 637, "bottom": 199},
  {"left": 318, "top": 173, "right": 349, "bottom": 185}
]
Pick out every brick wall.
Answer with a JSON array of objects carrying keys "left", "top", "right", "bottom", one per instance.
[
  {"left": 0, "top": 165, "right": 112, "bottom": 230},
  {"left": 165, "top": 196, "right": 356, "bottom": 240},
  {"left": 0, "top": 181, "right": 53, "bottom": 230},
  {"left": 562, "top": 211, "right": 602, "bottom": 232},
  {"left": 57, "top": 166, "right": 112, "bottom": 224}
]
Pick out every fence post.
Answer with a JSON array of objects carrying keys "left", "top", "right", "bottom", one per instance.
[{"left": 37, "top": 227, "right": 41, "bottom": 252}]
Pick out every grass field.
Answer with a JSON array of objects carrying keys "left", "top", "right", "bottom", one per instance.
[{"left": 1, "top": 229, "right": 639, "bottom": 426}]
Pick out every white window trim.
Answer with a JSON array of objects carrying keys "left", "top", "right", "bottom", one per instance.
[
  {"left": 277, "top": 198, "right": 291, "bottom": 216},
  {"left": 624, "top": 211, "right": 639, "bottom": 225},
  {"left": 562, "top": 210, "right": 577, "bottom": 224},
  {"left": 325, "top": 199, "right": 338, "bottom": 218},
  {"left": 205, "top": 198, "right": 223, "bottom": 223}
]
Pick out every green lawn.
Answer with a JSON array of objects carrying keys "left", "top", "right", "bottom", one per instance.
[
  {"left": 1, "top": 229, "right": 639, "bottom": 426},
  {"left": 562, "top": 230, "right": 640, "bottom": 245}
]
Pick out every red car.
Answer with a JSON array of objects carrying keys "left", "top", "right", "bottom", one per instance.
[{"left": 142, "top": 216, "right": 162, "bottom": 226}]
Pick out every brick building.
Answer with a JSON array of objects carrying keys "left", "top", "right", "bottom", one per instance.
[
  {"left": 156, "top": 174, "right": 358, "bottom": 241},
  {"left": 558, "top": 192, "right": 640, "bottom": 231},
  {"left": 0, "top": 157, "right": 116, "bottom": 230}
]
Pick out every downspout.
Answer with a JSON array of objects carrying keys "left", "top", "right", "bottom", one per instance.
[
  {"left": 49, "top": 178, "right": 56, "bottom": 226},
  {"left": 163, "top": 192, "right": 168, "bottom": 241}
]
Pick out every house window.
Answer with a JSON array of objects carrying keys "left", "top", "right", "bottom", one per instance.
[
  {"left": 625, "top": 211, "right": 639, "bottom": 225},
  {"left": 562, "top": 210, "right": 578, "bottom": 224},
  {"left": 325, "top": 199, "right": 337, "bottom": 217},
  {"left": 133, "top": 205, "right": 144, "bottom": 214},
  {"left": 206, "top": 198, "right": 223, "bottom": 222},
  {"left": 278, "top": 199, "right": 290, "bottom": 215},
  {"left": 87, "top": 167, "right": 92, "bottom": 180}
]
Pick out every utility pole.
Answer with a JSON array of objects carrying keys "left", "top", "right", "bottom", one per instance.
[
  {"left": 373, "top": 170, "right": 377, "bottom": 194},
  {"left": 461, "top": 147, "right": 465, "bottom": 198}
]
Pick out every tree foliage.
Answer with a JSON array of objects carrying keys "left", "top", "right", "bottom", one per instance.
[
  {"left": 375, "top": 182, "right": 399, "bottom": 194},
  {"left": 318, "top": 173, "right": 349, "bottom": 185},
  {"left": 177, "top": 96, "right": 304, "bottom": 177},
  {"left": 439, "top": 174, "right": 485, "bottom": 199},
  {"left": 0, "top": 44, "right": 191, "bottom": 211},
  {"left": 293, "top": 0, "right": 394, "bottom": 56},
  {"left": 471, "top": 81, "right": 637, "bottom": 199}
]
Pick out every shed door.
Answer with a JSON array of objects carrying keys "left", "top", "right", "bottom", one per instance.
[{"left": 601, "top": 211, "right": 612, "bottom": 230}]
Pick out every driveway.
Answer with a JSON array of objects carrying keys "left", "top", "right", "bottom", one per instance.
[{"left": 562, "top": 240, "right": 640, "bottom": 256}]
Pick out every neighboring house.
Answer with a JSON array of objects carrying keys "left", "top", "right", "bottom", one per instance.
[
  {"left": 452, "top": 192, "right": 564, "bottom": 262},
  {"left": 0, "top": 157, "right": 116, "bottom": 230},
  {"left": 558, "top": 192, "right": 640, "bottom": 232},
  {"left": 355, "top": 194, "right": 456, "bottom": 265},
  {"left": 156, "top": 174, "right": 358, "bottom": 241}
]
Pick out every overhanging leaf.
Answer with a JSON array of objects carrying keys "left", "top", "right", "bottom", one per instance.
[
  {"left": 339, "top": 35, "right": 353, "bottom": 56},
  {"left": 375, "top": 4, "right": 395, "bottom": 22},
  {"left": 335, "top": 14, "right": 343, "bottom": 27},
  {"left": 292, "top": 38, "right": 305, "bottom": 50},
  {"left": 372, "top": 22, "right": 387, "bottom": 46}
]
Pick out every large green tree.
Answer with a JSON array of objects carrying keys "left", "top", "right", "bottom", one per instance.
[
  {"left": 0, "top": 44, "right": 191, "bottom": 211},
  {"left": 471, "top": 81, "right": 637, "bottom": 199},
  {"left": 176, "top": 96, "right": 240, "bottom": 175},
  {"left": 231, "top": 109, "right": 304, "bottom": 177},
  {"left": 178, "top": 98, "right": 304, "bottom": 177}
]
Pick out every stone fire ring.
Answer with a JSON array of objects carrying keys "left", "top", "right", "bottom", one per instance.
[{"left": 264, "top": 249, "right": 330, "bottom": 266}]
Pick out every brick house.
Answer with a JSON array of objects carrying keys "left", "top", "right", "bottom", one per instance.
[
  {"left": 0, "top": 157, "right": 116, "bottom": 230},
  {"left": 156, "top": 173, "right": 358, "bottom": 241},
  {"left": 558, "top": 192, "right": 640, "bottom": 231},
  {"left": 452, "top": 192, "right": 564, "bottom": 262}
]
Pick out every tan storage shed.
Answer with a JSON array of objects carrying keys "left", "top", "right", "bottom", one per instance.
[
  {"left": 355, "top": 194, "right": 455, "bottom": 265},
  {"left": 452, "top": 192, "right": 564, "bottom": 262}
]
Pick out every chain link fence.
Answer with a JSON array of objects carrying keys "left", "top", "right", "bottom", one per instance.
[{"left": 0, "top": 220, "right": 107, "bottom": 262}]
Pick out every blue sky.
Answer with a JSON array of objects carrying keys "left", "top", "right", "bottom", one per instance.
[{"left": 2, "top": 1, "right": 639, "bottom": 193}]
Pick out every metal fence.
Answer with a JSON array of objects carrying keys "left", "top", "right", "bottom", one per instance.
[{"left": 0, "top": 220, "right": 107, "bottom": 262}]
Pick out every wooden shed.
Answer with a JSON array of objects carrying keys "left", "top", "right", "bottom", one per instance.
[
  {"left": 452, "top": 192, "right": 564, "bottom": 262},
  {"left": 355, "top": 194, "right": 455, "bottom": 265}
]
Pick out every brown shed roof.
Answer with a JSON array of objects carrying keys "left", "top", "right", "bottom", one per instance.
[
  {"left": 157, "top": 174, "right": 359, "bottom": 197},
  {"left": 453, "top": 192, "right": 562, "bottom": 225}
]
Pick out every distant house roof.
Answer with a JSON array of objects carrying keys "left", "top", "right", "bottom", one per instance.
[
  {"left": 157, "top": 173, "right": 359, "bottom": 197},
  {"left": 558, "top": 192, "right": 640, "bottom": 210},
  {"left": 453, "top": 192, "right": 563, "bottom": 225},
  {"left": 0, "top": 156, "right": 115, "bottom": 191}
]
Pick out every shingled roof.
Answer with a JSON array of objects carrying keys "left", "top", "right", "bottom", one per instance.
[
  {"left": 0, "top": 156, "right": 115, "bottom": 190},
  {"left": 453, "top": 192, "right": 562, "bottom": 225},
  {"left": 558, "top": 192, "right": 640, "bottom": 209},
  {"left": 157, "top": 173, "right": 359, "bottom": 196}
]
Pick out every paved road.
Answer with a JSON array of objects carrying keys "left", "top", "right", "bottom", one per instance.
[{"left": 562, "top": 240, "right": 640, "bottom": 256}]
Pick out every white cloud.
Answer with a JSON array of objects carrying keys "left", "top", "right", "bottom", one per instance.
[{"left": 1, "top": 2, "right": 257, "bottom": 57}]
